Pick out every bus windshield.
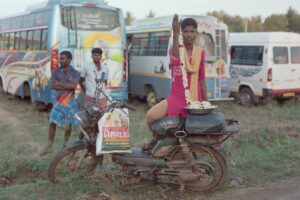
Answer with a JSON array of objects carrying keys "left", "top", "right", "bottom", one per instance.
[{"left": 61, "top": 6, "right": 120, "bottom": 31}]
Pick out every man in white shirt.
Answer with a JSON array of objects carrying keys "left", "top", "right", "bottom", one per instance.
[{"left": 79, "top": 48, "right": 109, "bottom": 110}]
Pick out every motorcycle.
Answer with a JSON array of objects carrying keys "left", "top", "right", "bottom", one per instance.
[{"left": 47, "top": 74, "right": 239, "bottom": 193}]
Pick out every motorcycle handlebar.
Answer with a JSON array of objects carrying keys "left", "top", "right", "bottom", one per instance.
[
  {"left": 123, "top": 103, "right": 136, "bottom": 111},
  {"left": 109, "top": 101, "right": 136, "bottom": 111}
]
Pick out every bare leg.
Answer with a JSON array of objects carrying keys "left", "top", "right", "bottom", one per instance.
[
  {"left": 40, "top": 122, "right": 56, "bottom": 156},
  {"left": 146, "top": 99, "right": 168, "bottom": 130},
  {"left": 49, "top": 122, "right": 56, "bottom": 146},
  {"left": 143, "top": 99, "right": 168, "bottom": 150}
]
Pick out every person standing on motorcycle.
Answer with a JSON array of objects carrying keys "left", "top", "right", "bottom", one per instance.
[
  {"left": 144, "top": 15, "right": 207, "bottom": 150},
  {"left": 40, "top": 51, "right": 80, "bottom": 156},
  {"left": 79, "top": 48, "right": 109, "bottom": 111}
]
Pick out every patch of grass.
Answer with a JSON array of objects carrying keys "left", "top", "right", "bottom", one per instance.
[
  {"left": 26, "top": 160, "right": 48, "bottom": 176},
  {"left": 0, "top": 146, "right": 18, "bottom": 178},
  {"left": 1, "top": 96, "right": 300, "bottom": 199},
  {"left": 229, "top": 135, "right": 300, "bottom": 185}
]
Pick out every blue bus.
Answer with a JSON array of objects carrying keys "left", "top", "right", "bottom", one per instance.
[{"left": 0, "top": 0, "right": 128, "bottom": 105}]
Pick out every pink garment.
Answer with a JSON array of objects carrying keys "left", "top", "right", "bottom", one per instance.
[{"left": 167, "top": 48, "right": 205, "bottom": 118}]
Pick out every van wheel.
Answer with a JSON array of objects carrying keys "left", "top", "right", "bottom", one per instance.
[
  {"left": 238, "top": 88, "right": 254, "bottom": 107},
  {"left": 146, "top": 90, "right": 157, "bottom": 107}
]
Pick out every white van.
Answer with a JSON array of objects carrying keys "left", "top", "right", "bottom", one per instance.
[
  {"left": 229, "top": 32, "right": 300, "bottom": 105},
  {"left": 127, "top": 15, "right": 232, "bottom": 106}
]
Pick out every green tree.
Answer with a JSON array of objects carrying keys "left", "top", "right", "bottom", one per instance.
[
  {"left": 247, "top": 16, "right": 264, "bottom": 32},
  {"left": 207, "top": 10, "right": 245, "bottom": 32},
  {"left": 125, "top": 11, "right": 135, "bottom": 26},
  {"left": 263, "top": 14, "right": 288, "bottom": 31},
  {"left": 286, "top": 7, "right": 300, "bottom": 32},
  {"left": 146, "top": 10, "right": 156, "bottom": 18}
]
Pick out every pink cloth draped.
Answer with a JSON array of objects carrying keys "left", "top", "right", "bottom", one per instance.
[{"left": 166, "top": 48, "right": 205, "bottom": 118}]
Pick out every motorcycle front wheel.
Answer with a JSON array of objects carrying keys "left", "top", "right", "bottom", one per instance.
[{"left": 47, "top": 141, "right": 103, "bottom": 183}]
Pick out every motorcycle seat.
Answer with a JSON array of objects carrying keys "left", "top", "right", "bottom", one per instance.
[
  {"left": 185, "top": 112, "right": 228, "bottom": 135},
  {"left": 151, "top": 116, "right": 183, "bottom": 136}
]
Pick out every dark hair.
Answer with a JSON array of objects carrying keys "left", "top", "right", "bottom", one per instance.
[
  {"left": 181, "top": 18, "right": 197, "bottom": 30},
  {"left": 92, "top": 48, "right": 103, "bottom": 55},
  {"left": 60, "top": 51, "right": 72, "bottom": 60}
]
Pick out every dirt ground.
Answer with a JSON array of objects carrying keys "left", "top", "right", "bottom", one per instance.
[{"left": 1, "top": 97, "right": 300, "bottom": 200}]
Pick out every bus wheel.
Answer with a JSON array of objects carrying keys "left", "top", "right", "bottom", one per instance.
[
  {"left": 24, "top": 83, "right": 31, "bottom": 97},
  {"left": 238, "top": 87, "right": 254, "bottom": 107},
  {"left": 146, "top": 90, "right": 157, "bottom": 107}
]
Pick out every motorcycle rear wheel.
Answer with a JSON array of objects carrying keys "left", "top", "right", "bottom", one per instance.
[
  {"left": 47, "top": 142, "right": 103, "bottom": 183},
  {"left": 173, "top": 146, "right": 227, "bottom": 193}
]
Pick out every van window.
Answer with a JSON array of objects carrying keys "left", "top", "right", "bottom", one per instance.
[
  {"left": 291, "top": 47, "right": 300, "bottom": 64},
  {"left": 273, "top": 47, "right": 288, "bottom": 64},
  {"left": 231, "top": 46, "right": 263, "bottom": 66}
]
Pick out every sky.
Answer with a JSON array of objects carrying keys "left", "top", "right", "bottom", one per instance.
[{"left": 0, "top": 0, "right": 300, "bottom": 20}]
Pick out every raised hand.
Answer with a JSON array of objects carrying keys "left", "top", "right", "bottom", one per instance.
[{"left": 172, "top": 14, "right": 180, "bottom": 36}]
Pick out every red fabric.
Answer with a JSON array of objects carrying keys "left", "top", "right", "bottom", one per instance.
[{"left": 167, "top": 48, "right": 205, "bottom": 118}]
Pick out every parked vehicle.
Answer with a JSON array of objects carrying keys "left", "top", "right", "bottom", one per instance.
[
  {"left": 47, "top": 75, "right": 239, "bottom": 194},
  {"left": 229, "top": 32, "right": 300, "bottom": 106},
  {"left": 0, "top": 0, "right": 128, "bottom": 105},
  {"left": 126, "top": 15, "right": 232, "bottom": 107}
]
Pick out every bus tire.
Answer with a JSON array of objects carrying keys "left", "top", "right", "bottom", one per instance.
[
  {"left": 238, "top": 87, "right": 254, "bottom": 107},
  {"left": 24, "top": 83, "right": 30, "bottom": 96},
  {"left": 146, "top": 89, "right": 157, "bottom": 107}
]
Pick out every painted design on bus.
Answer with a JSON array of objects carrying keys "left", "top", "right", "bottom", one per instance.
[{"left": 0, "top": 50, "right": 51, "bottom": 97}]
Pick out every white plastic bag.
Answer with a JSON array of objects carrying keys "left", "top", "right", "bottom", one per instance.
[{"left": 96, "top": 108, "right": 131, "bottom": 155}]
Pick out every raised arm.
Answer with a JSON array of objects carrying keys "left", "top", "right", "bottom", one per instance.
[{"left": 172, "top": 14, "right": 180, "bottom": 58}]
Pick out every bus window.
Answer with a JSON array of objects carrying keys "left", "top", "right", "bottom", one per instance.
[
  {"left": 198, "top": 33, "right": 215, "bottom": 59},
  {"left": 8, "top": 32, "right": 15, "bottom": 50},
  {"left": 273, "top": 47, "right": 288, "bottom": 64},
  {"left": 148, "top": 32, "right": 170, "bottom": 56},
  {"left": 131, "top": 33, "right": 148, "bottom": 56},
  {"left": 220, "top": 30, "right": 227, "bottom": 62},
  {"left": 0, "top": 34, "right": 5, "bottom": 49},
  {"left": 41, "top": 29, "right": 48, "bottom": 50},
  {"left": 61, "top": 6, "right": 120, "bottom": 31},
  {"left": 20, "top": 31, "right": 27, "bottom": 50},
  {"left": 291, "top": 47, "right": 300, "bottom": 64},
  {"left": 148, "top": 33, "right": 159, "bottom": 56},
  {"left": 21, "top": 14, "right": 35, "bottom": 28},
  {"left": 14, "top": 32, "right": 21, "bottom": 50},
  {"left": 27, "top": 31, "right": 33, "bottom": 50},
  {"left": 159, "top": 35, "right": 169, "bottom": 56},
  {"left": 10, "top": 17, "right": 22, "bottom": 30},
  {"left": 131, "top": 32, "right": 169, "bottom": 56},
  {"left": 34, "top": 11, "right": 50, "bottom": 27},
  {"left": 33, "top": 30, "right": 41, "bottom": 50}
]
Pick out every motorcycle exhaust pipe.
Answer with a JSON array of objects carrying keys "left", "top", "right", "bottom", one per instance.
[{"left": 112, "top": 154, "right": 167, "bottom": 168}]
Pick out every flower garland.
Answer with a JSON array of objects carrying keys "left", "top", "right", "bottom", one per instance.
[{"left": 178, "top": 31, "right": 212, "bottom": 109}]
